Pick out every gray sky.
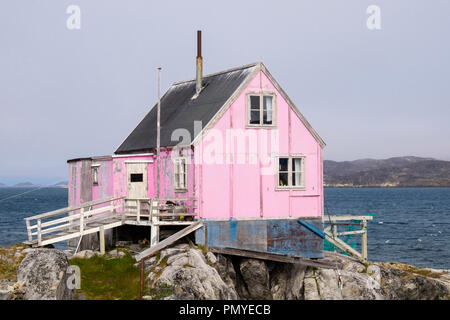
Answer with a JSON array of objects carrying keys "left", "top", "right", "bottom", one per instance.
[{"left": 1, "top": 0, "right": 449, "bottom": 185}]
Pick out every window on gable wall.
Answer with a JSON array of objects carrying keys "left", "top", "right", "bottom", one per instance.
[
  {"left": 174, "top": 158, "right": 187, "bottom": 191},
  {"left": 277, "top": 156, "right": 305, "bottom": 188},
  {"left": 248, "top": 93, "right": 276, "bottom": 126},
  {"left": 92, "top": 167, "right": 99, "bottom": 185}
]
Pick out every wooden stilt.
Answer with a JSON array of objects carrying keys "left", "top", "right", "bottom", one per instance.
[{"left": 99, "top": 226, "right": 105, "bottom": 255}]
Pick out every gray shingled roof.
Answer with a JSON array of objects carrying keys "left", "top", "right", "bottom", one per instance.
[{"left": 115, "top": 63, "right": 258, "bottom": 154}]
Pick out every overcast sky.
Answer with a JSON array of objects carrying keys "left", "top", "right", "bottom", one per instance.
[{"left": 1, "top": 0, "right": 449, "bottom": 185}]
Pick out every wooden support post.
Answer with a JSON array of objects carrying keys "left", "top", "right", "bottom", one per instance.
[
  {"left": 140, "top": 259, "right": 145, "bottom": 300},
  {"left": 332, "top": 224, "right": 338, "bottom": 252},
  {"left": 99, "top": 226, "right": 105, "bottom": 255},
  {"left": 361, "top": 219, "right": 368, "bottom": 261},
  {"left": 37, "top": 219, "right": 42, "bottom": 246},
  {"left": 150, "top": 199, "right": 159, "bottom": 247}
]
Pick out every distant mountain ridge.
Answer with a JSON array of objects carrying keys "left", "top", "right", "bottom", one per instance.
[
  {"left": 0, "top": 181, "right": 68, "bottom": 188},
  {"left": 324, "top": 156, "right": 450, "bottom": 187},
  {"left": 12, "top": 182, "right": 41, "bottom": 188}
]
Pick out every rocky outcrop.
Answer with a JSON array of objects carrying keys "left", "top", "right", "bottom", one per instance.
[
  {"left": 16, "top": 249, "right": 75, "bottom": 300},
  {"left": 145, "top": 245, "right": 450, "bottom": 300},
  {"left": 143, "top": 244, "right": 238, "bottom": 300}
]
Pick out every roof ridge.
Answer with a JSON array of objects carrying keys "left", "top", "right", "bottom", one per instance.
[{"left": 172, "top": 62, "right": 260, "bottom": 86}]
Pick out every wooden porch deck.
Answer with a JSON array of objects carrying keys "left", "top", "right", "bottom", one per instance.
[{"left": 23, "top": 197, "right": 198, "bottom": 250}]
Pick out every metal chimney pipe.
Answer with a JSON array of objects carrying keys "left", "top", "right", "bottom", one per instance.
[{"left": 196, "top": 30, "right": 203, "bottom": 94}]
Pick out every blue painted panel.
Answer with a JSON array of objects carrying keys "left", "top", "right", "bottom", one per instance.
[{"left": 194, "top": 218, "right": 324, "bottom": 259}]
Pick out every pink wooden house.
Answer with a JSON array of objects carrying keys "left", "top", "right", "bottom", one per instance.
[{"left": 67, "top": 35, "right": 326, "bottom": 258}]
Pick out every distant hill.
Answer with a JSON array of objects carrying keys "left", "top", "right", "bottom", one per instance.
[
  {"left": 0, "top": 183, "right": 6, "bottom": 188},
  {"left": 324, "top": 156, "right": 450, "bottom": 187},
  {"left": 52, "top": 181, "right": 68, "bottom": 188},
  {"left": 12, "top": 182, "right": 41, "bottom": 188}
]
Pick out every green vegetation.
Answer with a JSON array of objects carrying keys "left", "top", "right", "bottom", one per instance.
[
  {"left": 69, "top": 252, "right": 140, "bottom": 300},
  {"left": 146, "top": 284, "right": 173, "bottom": 299},
  {"left": 0, "top": 245, "right": 28, "bottom": 281}
]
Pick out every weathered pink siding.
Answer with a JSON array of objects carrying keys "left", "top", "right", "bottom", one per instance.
[
  {"left": 68, "top": 70, "right": 323, "bottom": 221},
  {"left": 195, "top": 70, "right": 323, "bottom": 219}
]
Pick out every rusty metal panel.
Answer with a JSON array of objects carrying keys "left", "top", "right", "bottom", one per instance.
[
  {"left": 267, "top": 218, "right": 323, "bottom": 258},
  {"left": 196, "top": 218, "right": 323, "bottom": 259}
]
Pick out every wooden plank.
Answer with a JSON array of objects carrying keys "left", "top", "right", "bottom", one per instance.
[
  {"left": 24, "top": 196, "right": 124, "bottom": 221},
  {"left": 153, "top": 213, "right": 197, "bottom": 217},
  {"left": 136, "top": 220, "right": 203, "bottom": 261},
  {"left": 336, "top": 230, "right": 366, "bottom": 236},
  {"left": 39, "top": 220, "right": 124, "bottom": 246},
  {"left": 323, "top": 215, "right": 373, "bottom": 222},
  {"left": 208, "top": 247, "right": 334, "bottom": 269},
  {"left": 323, "top": 230, "right": 362, "bottom": 260}
]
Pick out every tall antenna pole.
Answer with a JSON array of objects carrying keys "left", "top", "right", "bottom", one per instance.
[{"left": 157, "top": 67, "right": 161, "bottom": 199}]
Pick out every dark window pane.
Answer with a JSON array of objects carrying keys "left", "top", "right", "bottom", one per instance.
[
  {"left": 250, "top": 110, "right": 260, "bottom": 124},
  {"left": 293, "top": 171, "right": 302, "bottom": 186},
  {"left": 263, "top": 111, "right": 272, "bottom": 124},
  {"left": 250, "top": 95, "right": 260, "bottom": 109},
  {"left": 130, "top": 173, "right": 143, "bottom": 182},
  {"left": 279, "top": 173, "right": 288, "bottom": 186},
  {"left": 279, "top": 158, "right": 288, "bottom": 171}
]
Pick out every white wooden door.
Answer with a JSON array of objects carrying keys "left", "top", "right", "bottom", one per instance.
[{"left": 126, "top": 163, "right": 148, "bottom": 199}]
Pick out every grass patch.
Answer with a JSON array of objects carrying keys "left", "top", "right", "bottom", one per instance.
[
  {"left": 197, "top": 245, "right": 208, "bottom": 255},
  {"left": 69, "top": 252, "right": 140, "bottom": 300},
  {"left": 146, "top": 284, "right": 173, "bottom": 299},
  {"left": 0, "top": 245, "right": 29, "bottom": 281}
]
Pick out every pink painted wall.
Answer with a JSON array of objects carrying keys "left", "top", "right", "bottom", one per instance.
[
  {"left": 92, "top": 159, "right": 113, "bottom": 201},
  {"left": 67, "top": 69, "right": 323, "bottom": 221},
  {"left": 195, "top": 70, "right": 323, "bottom": 219}
]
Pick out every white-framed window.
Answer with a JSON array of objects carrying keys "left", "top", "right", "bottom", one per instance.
[
  {"left": 174, "top": 157, "right": 188, "bottom": 191},
  {"left": 92, "top": 167, "right": 99, "bottom": 185},
  {"left": 277, "top": 156, "right": 305, "bottom": 189},
  {"left": 247, "top": 93, "right": 276, "bottom": 127}
]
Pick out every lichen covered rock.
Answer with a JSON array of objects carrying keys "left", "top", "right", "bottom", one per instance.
[
  {"left": 16, "top": 248, "right": 75, "bottom": 300},
  {"left": 145, "top": 244, "right": 238, "bottom": 300},
  {"left": 144, "top": 246, "right": 450, "bottom": 301}
]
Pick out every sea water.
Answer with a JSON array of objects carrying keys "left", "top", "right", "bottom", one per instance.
[{"left": 0, "top": 187, "right": 449, "bottom": 269}]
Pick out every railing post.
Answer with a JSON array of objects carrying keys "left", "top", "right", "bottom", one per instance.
[
  {"left": 137, "top": 200, "right": 141, "bottom": 224},
  {"left": 80, "top": 208, "right": 85, "bottom": 235},
  {"left": 37, "top": 219, "right": 42, "bottom": 246},
  {"left": 121, "top": 199, "right": 126, "bottom": 223},
  {"left": 25, "top": 219, "right": 32, "bottom": 242},
  {"left": 361, "top": 219, "right": 368, "bottom": 261}
]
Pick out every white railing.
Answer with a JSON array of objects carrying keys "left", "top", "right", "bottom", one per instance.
[
  {"left": 24, "top": 196, "right": 125, "bottom": 246},
  {"left": 124, "top": 197, "right": 197, "bottom": 226}
]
